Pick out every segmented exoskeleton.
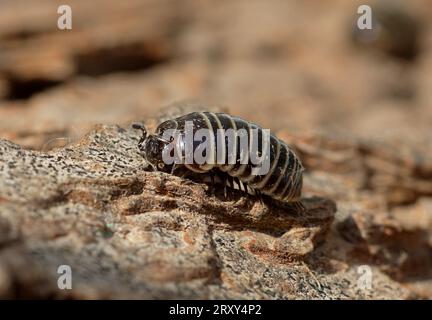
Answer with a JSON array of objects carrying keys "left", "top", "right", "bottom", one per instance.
[{"left": 133, "top": 112, "right": 304, "bottom": 204}]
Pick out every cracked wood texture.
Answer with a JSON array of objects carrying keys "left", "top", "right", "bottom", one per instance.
[{"left": 0, "top": 0, "right": 431, "bottom": 299}]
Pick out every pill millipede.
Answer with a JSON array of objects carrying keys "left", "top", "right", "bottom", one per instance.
[{"left": 133, "top": 111, "right": 304, "bottom": 210}]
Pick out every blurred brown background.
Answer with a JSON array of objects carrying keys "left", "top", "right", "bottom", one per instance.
[{"left": 0, "top": 0, "right": 431, "bottom": 150}]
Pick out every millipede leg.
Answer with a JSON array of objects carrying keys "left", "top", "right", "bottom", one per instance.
[
  {"left": 170, "top": 164, "right": 177, "bottom": 175},
  {"left": 209, "top": 171, "right": 216, "bottom": 195},
  {"left": 291, "top": 201, "right": 306, "bottom": 213},
  {"left": 220, "top": 174, "right": 228, "bottom": 198},
  {"left": 233, "top": 177, "right": 243, "bottom": 193},
  {"left": 243, "top": 182, "right": 249, "bottom": 194},
  {"left": 171, "top": 165, "right": 190, "bottom": 179},
  {"left": 255, "top": 190, "right": 264, "bottom": 204},
  {"left": 224, "top": 175, "right": 235, "bottom": 199}
]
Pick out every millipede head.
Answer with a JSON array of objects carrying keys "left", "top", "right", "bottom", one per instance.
[{"left": 132, "top": 122, "right": 172, "bottom": 171}]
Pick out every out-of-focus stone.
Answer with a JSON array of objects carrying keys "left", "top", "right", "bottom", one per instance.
[{"left": 280, "top": 130, "right": 432, "bottom": 207}]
